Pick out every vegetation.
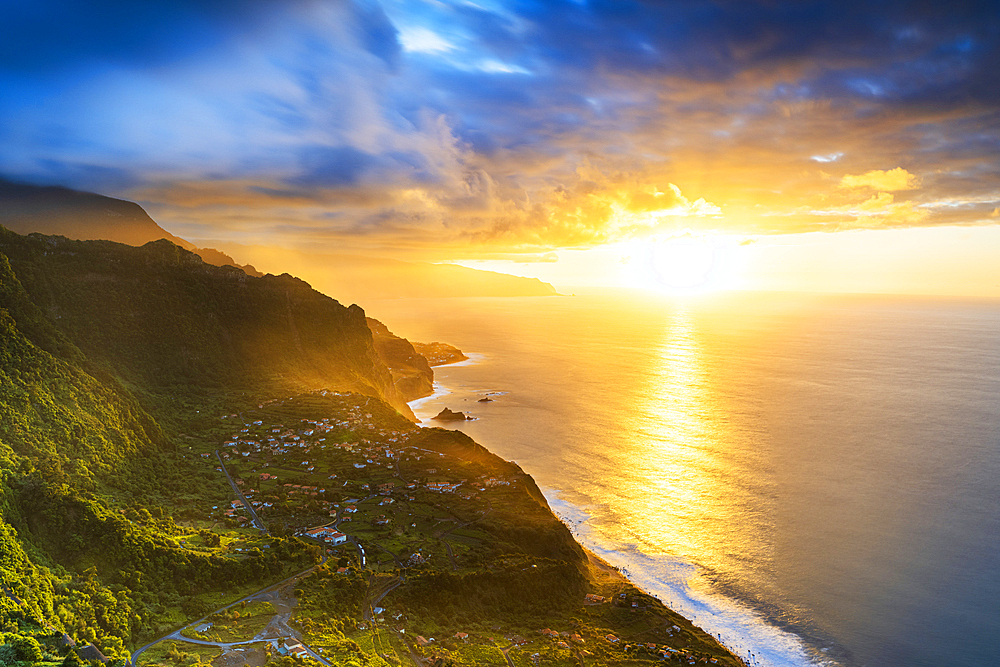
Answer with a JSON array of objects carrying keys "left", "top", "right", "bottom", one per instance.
[{"left": 0, "top": 227, "right": 742, "bottom": 666}]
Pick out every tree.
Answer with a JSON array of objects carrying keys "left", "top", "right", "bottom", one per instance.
[{"left": 1, "top": 633, "right": 44, "bottom": 662}]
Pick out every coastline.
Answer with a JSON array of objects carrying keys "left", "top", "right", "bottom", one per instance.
[
  {"left": 544, "top": 491, "right": 830, "bottom": 667},
  {"left": 407, "top": 352, "right": 487, "bottom": 420},
  {"left": 408, "top": 354, "right": 828, "bottom": 667}
]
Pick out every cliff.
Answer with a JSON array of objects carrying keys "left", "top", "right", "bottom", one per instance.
[
  {"left": 413, "top": 340, "right": 468, "bottom": 366},
  {"left": 366, "top": 317, "right": 435, "bottom": 402},
  {"left": 0, "top": 227, "right": 414, "bottom": 423},
  {"left": 0, "top": 231, "right": 741, "bottom": 666}
]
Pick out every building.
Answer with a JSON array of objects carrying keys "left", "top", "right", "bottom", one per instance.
[{"left": 304, "top": 527, "right": 348, "bottom": 544}]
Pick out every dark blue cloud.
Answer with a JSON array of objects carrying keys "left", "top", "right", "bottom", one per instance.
[
  {"left": 290, "top": 146, "right": 440, "bottom": 188},
  {"left": 3, "top": 161, "right": 141, "bottom": 193},
  {"left": 2, "top": 0, "right": 1000, "bottom": 238},
  {"left": 353, "top": 0, "right": 402, "bottom": 68},
  {"left": 293, "top": 146, "right": 375, "bottom": 187},
  {"left": 0, "top": 1, "right": 295, "bottom": 73}
]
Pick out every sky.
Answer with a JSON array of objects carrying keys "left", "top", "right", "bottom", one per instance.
[{"left": 2, "top": 0, "right": 1000, "bottom": 295}]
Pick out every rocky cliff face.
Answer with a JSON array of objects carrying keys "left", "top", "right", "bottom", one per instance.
[
  {"left": 366, "top": 317, "right": 435, "bottom": 402},
  {"left": 0, "top": 227, "right": 414, "bottom": 421}
]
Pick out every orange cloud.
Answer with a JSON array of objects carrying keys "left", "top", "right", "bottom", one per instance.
[{"left": 839, "top": 167, "right": 919, "bottom": 191}]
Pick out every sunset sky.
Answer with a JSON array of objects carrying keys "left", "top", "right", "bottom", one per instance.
[{"left": 3, "top": 1, "right": 1000, "bottom": 295}]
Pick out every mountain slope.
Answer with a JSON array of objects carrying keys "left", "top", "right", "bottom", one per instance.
[
  {"left": 0, "top": 180, "right": 262, "bottom": 276},
  {"left": 366, "top": 317, "right": 435, "bottom": 402},
  {"left": 0, "top": 227, "right": 414, "bottom": 423}
]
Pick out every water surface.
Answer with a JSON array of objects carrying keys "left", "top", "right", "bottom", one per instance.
[{"left": 370, "top": 291, "right": 1000, "bottom": 667}]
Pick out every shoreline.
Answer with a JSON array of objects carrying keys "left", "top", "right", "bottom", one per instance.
[
  {"left": 407, "top": 352, "right": 487, "bottom": 421},
  {"left": 544, "top": 491, "right": 830, "bottom": 667},
  {"left": 408, "top": 355, "right": 829, "bottom": 667}
]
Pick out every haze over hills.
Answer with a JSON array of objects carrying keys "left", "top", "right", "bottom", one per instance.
[
  {"left": 0, "top": 180, "right": 559, "bottom": 302},
  {"left": 0, "top": 179, "right": 264, "bottom": 277},
  {"left": 209, "top": 243, "right": 559, "bottom": 303}
]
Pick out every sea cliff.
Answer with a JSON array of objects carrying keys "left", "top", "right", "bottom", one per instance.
[{"left": 0, "top": 226, "right": 740, "bottom": 667}]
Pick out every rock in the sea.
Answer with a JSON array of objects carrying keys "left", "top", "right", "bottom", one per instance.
[
  {"left": 477, "top": 397, "right": 493, "bottom": 403},
  {"left": 432, "top": 407, "right": 471, "bottom": 421}
]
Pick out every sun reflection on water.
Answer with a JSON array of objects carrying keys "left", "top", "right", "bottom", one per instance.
[{"left": 596, "top": 303, "right": 769, "bottom": 582}]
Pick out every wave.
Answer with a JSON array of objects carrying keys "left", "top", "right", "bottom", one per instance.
[{"left": 544, "top": 489, "right": 838, "bottom": 667}]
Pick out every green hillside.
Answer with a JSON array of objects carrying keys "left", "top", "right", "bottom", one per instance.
[
  {"left": 0, "top": 226, "right": 740, "bottom": 667},
  {"left": 0, "top": 228, "right": 411, "bottom": 428},
  {"left": 0, "top": 238, "right": 320, "bottom": 665}
]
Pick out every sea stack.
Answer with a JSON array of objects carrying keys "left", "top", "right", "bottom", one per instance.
[{"left": 432, "top": 407, "right": 471, "bottom": 421}]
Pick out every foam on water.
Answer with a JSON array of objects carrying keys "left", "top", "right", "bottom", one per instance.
[
  {"left": 386, "top": 293, "right": 1000, "bottom": 667},
  {"left": 409, "top": 353, "right": 486, "bottom": 421},
  {"left": 409, "top": 359, "right": 832, "bottom": 667},
  {"left": 544, "top": 489, "right": 833, "bottom": 667}
]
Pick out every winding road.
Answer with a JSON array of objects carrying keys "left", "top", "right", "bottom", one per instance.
[{"left": 129, "top": 553, "right": 329, "bottom": 666}]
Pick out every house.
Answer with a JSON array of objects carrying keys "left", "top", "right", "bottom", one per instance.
[
  {"left": 304, "top": 527, "right": 348, "bottom": 544},
  {"left": 455, "top": 632, "right": 469, "bottom": 640},
  {"left": 557, "top": 641, "right": 570, "bottom": 649},
  {"left": 605, "top": 635, "right": 619, "bottom": 643},
  {"left": 540, "top": 629, "right": 559, "bottom": 638},
  {"left": 584, "top": 594, "right": 605, "bottom": 604}
]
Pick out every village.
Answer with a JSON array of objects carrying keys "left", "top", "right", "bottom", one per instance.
[{"left": 141, "top": 390, "right": 746, "bottom": 667}]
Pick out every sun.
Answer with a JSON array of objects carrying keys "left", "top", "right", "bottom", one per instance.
[{"left": 649, "top": 236, "right": 718, "bottom": 289}]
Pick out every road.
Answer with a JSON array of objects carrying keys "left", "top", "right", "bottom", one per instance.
[
  {"left": 436, "top": 499, "right": 493, "bottom": 572},
  {"left": 500, "top": 642, "right": 517, "bottom": 667},
  {"left": 215, "top": 450, "right": 267, "bottom": 532},
  {"left": 129, "top": 553, "right": 328, "bottom": 666},
  {"left": 361, "top": 576, "right": 403, "bottom": 622}
]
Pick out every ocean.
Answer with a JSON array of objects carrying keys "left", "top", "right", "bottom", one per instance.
[{"left": 367, "top": 291, "right": 1000, "bottom": 667}]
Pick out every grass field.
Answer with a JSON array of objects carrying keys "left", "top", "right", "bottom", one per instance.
[{"left": 136, "top": 640, "right": 222, "bottom": 666}]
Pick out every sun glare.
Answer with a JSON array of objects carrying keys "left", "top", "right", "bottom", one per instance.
[
  {"left": 651, "top": 237, "right": 717, "bottom": 288},
  {"left": 617, "top": 233, "right": 745, "bottom": 294}
]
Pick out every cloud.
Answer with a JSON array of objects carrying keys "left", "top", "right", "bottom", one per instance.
[
  {"left": 3, "top": 1, "right": 1000, "bottom": 259},
  {"left": 839, "top": 168, "right": 920, "bottom": 191},
  {"left": 398, "top": 27, "right": 455, "bottom": 54}
]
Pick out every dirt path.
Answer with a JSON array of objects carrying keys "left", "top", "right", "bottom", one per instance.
[
  {"left": 435, "top": 499, "right": 492, "bottom": 572},
  {"left": 443, "top": 541, "right": 458, "bottom": 570},
  {"left": 500, "top": 643, "right": 517, "bottom": 667}
]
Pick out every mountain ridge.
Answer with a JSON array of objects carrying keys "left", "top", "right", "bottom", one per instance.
[
  {"left": 0, "top": 179, "right": 263, "bottom": 277},
  {"left": 0, "top": 180, "right": 560, "bottom": 300},
  {"left": 0, "top": 227, "right": 414, "bottom": 424}
]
